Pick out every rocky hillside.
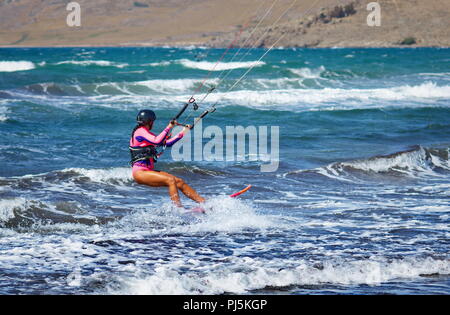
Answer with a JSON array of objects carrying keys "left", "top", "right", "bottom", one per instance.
[
  {"left": 0, "top": 0, "right": 448, "bottom": 47},
  {"left": 208, "top": 0, "right": 450, "bottom": 48}
]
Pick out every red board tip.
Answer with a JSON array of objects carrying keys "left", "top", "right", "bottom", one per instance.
[{"left": 230, "top": 185, "right": 252, "bottom": 198}]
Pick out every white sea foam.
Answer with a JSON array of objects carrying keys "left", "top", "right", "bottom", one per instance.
[
  {"left": 180, "top": 196, "right": 276, "bottom": 233},
  {"left": 252, "top": 78, "right": 308, "bottom": 89},
  {"left": 135, "top": 78, "right": 219, "bottom": 94},
  {"left": 419, "top": 72, "right": 450, "bottom": 77},
  {"left": 54, "top": 60, "right": 128, "bottom": 68},
  {"left": 0, "top": 106, "right": 8, "bottom": 122},
  {"left": 0, "top": 191, "right": 103, "bottom": 226},
  {"left": 340, "top": 147, "right": 435, "bottom": 174},
  {"left": 171, "top": 59, "right": 265, "bottom": 71},
  {"left": 144, "top": 61, "right": 171, "bottom": 67},
  {"left": 0, "top": 198, "right": 28, "bottom": 222},
  {"left": 14, "top": 76, "right": 450, "bottom": 111},
  {"left": 30, "top": 78, "right": 220, "bottom": 96},
  {"left": 0, "top": 235, "right": 100, "bottom": 273},
  {"left": 112, "top": 194, "right": 280, "bottom": 236},
  {"left": 196, "top": 82, "right": 450, "bottom": 110},
  {"left": 145, "top": 59, "right": 265, "bottom": 71},
  {"left": 64, "top": 167, "right": 133, "bottom": 184},
  {"left": 107, "top": 256, "right": 450, "bottom": 294},
  {"left": 0, "top": 61, "right": 35, "bottom": 72},
  {"left": 288, "top": 66, "right": 326, "bottom": 79},
  {"left": 295, "top": 146, "right": 449, "bottom": 182},
  {"left": 396, "top": 82, "right": 450, "bottom": 98}
]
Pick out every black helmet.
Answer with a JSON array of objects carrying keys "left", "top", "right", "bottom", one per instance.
[{"left": 136, "top": 110, "right": 156, "bottom": 125}]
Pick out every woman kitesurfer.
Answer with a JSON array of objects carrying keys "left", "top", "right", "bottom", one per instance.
[{"left": 129, "top": 109, "right": 205, "bottom": 208}]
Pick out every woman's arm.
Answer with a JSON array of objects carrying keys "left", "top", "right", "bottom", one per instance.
[
  {"left": 135, "top": 124, "right": 172, "bottom": 146},
  {"left": 165, "top": 131, "right": 184, "bottom": 147},
  {"left": 165, "top": 125, "right": 191, "bottom": 147}
]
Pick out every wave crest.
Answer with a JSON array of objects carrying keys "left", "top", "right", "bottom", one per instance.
[
  {"left": 106, "top": 256, "right": 450, "bottom": 294},
  {"left": 0, "top": 61, "right": 35, "bottom": 72},
  {"left": 54, "top": 60, "right": 128, "bottom": 68},
  {"left": 147, "top": 59, "right": 265, "bottom": 71},
  {"left": 288, "top": 146, "right": 450, "bottom": 182}
]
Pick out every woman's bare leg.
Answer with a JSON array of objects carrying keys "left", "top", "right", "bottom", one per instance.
[
  {"left": 158, "top": 171, "right": 205, "bottom": 203},
  {"left": 133, "top": 170, "right": 205, "bottom": 207},
  {"left": 133, "top": 170, "right": 182, "bottom": 207}
]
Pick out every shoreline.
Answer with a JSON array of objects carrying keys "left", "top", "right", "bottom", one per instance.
[
  {"left": 1, "top": 44, "right": 449, "bottom": 49},
  {"left": 1, "top": 0, "right": 448, "bottom": 50}
]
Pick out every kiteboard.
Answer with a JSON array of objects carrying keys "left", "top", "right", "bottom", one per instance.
[{"left": 230, "top": 184, "right": 252, "bottom": 198}]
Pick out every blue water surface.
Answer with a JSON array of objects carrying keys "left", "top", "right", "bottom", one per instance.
[{"left": 0, "top": 47, "right": 449, "bottom": 294}]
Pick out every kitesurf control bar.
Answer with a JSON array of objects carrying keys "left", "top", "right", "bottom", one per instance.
[
  {"left": 170, "top": 107, "right": 212, "bottom": 130},
  {"left": 172, "top": 121, "right": 191, "bottom": 128}
]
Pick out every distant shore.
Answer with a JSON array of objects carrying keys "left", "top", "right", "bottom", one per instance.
[
  {"left": 1, "top": 45, "right": 449, "bottom": 49},
  {"left": 0, "top": 0, "right": 449, "bottom": 48}
]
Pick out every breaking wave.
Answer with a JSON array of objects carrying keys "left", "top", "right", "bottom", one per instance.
[
  {"left": 148, "top": 59, "right": 265, "bottom": 71},
  {"left": 106, "top": 256, "right": 450, "bottom": 294},
  {"left": 53, "top": 60, "right": 128, "bottom": 68},
  {"left": 16, "top": 80, "right": 450, "bottom": 109},
  {"left": 0, "top": 61, "right": 35, "bottom": 72},
  {"left": 289, "top": 146, "right": 450, "bottom": 182}
]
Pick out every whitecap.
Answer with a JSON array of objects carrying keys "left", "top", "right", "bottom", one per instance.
[
  {"left": 177, "top": 59, "right": 265, "bottom": 71},
  {"left": 288, "top": 66, "right": 326, "bottom": 79},
  {"left": 0, "top": 61, "right": 35, "bottom": 72},
  {"left": 0, "top": 198, "right": 27, "bottom": 222},
  {"left": 135, "top": 78, "right": 218, "bottom": 94},
  {"left": 106, "top": 256, "right": 450, "bottom": 294},
  {"left": 0, "top": 106, "right": 9, "bottom": 122},
  {"left": 63, "top": 167, "right": 133, "bottom": 184},
  {"left": 54, "top": 60, "right": 128, "bottom": 68}
]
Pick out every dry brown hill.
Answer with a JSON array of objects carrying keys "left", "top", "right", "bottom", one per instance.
[{"left": 0, "top": 0, "right": 448, "bottom": 47}]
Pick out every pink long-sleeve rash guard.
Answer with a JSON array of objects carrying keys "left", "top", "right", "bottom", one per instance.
[{"left": 130, "top": 125, "right": 184, "bottom": 173}]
